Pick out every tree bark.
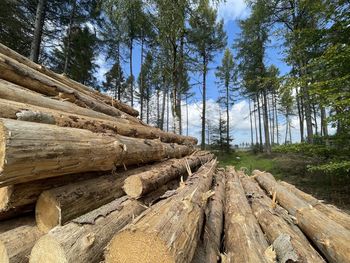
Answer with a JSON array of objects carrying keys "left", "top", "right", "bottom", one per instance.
[
  {"left": 0, "top": 98, "right": 198, "bottom": 145},
  {"left": 223, "top": 167, "right": 270, "bottom": 263},
  {"left": 254, "top": 171, "right": 350, "bottom": 263},
  {"left": 0, "top": 222, "right": 43, "bottom": 263},
  {"left": 262, "top": 90, "right": 271, "bottom": 154},
  {"left": 320, "top": 106, "right": 328, "bottom": 137},
  {"left": 63, "top": 0, "right": 77, "bottom": 74},
  {"left": 249, "top": 98, "right": 254, "bottom": 145},
  {"left": 129, "top": 39, "right": 134, "bottom": 107},
  {"left": 0, "top": 118, "right": 193, "bottom": 186},
  {"left": 241, "top": 176, "right": 325, "bottom": 263},
  {"left": 257, "top": 94, "right": 263, "bottom": 151},
  {"left": 0, "top": 215, "right": 34, "bottom": 234},
  {"left": 295, "top": 87, "right": 305, "bottom": 142},
  {"left": 0, "top": 54, "right": 140, "bottom": 123},
  {"left": 201, "top": 56, "right": 207, "bottom": 150},
  {"left": 29, "top": 0, "right": 46, "bottom": 63},
  {"left": 123, "top": 152, "right": 213, "bottom": 198},
  {"left": 201, "top": 170, "right": 225, "bottom": 263},
  {"left": 0, "top": 43, "right": 139, "bottom": 116},
  {"left": 104, "top": 159, "right": 217, "bottom": 263},
  {"left": 280, "top": 181, "right": 350, "bottom": 230}
]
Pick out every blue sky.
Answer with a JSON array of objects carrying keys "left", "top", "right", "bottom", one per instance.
[{"left": 95, "top": 1, "right": 306, "bottom": 145}]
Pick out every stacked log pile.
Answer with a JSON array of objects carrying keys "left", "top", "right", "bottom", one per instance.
[{"left": 0, "top": 44, "right": 349, "bottom": 263}]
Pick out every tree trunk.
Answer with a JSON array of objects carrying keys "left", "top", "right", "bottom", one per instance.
[
  {"left": 201, "top": 56, "right": 207, "bottom": 150},
  {"left": 241, "top": 176, "right": 325, "bottom": 263},
  {"left": 257, "top": 94, "right": 263, "bottom": 151},
  {"left": 0, "top": 98, "right": 198, "bottom": 145},
  {"left": 157, "top": 88, "right": 160, "bottom": 127},
  {"left": 201, "top": 171, "right": 225, "bottom": 263},
  {"left": 30, "top": 185, "right": 175, "bottom": 263},
  {"left": 63, "top": 0, "right": 77, "bottom": 74},
  {"left": 262, "top": 90, "right": 271, "bottom": 154},
  {"left": 123, "top": 152, "right": 214, "bottom": 198},
  {"left": 140, "top": 37, "right": 144, "bottom": 121},
  {"left": 226, "top": 84, "right": 230, "bottom": 152},
  {"left": 30, "top": 0, "right": 46, "bottom": 63},
  {"left": 274, "top": 91, "right": 279, "bottom": 144},
  {"left": 280, "top": 181, "right": 350, "bottom": 230},
  {"left": 295, "top": 87, "right": 305, "bottom": 142},
  {"left": 104, "top": 160, "right": 217, "bottom": 263},
  {"left": 302, "top": 88, "right": 313, "bottom": 143},
  {"left": 160, "top": 79, "right": 167, "bottom": 130},
  {"left": 320, "top": 106, "right": 328, "bottom": 137},
  {"left": 254, "top": 171, "right": 350, "bottom": 263},
  {"left": 0, "top": 43, "right": 139, "bottom": 117},
  {"left": 129, "top": 40, "right": 134, "bottom": 107},
  {"left": 186, "top": 95, "right": 189, "bottom": 136},
  {"left": 0, "top": 118, "right": 193, "bottom": 186},
  {"left": 223, "top": 168, "right": 269, "bottom": 263},
  {"left": 0, "top": 222, "right": 43, "bottom": 263},
  {"left": 249, "top": 98, "right": 254, "bottom": 145},
  {"left": 0, "top": 55, "right": 140, "bottom": 123},
  {"left": 254, "top": 98, "right": 258, "bottom": 145}
]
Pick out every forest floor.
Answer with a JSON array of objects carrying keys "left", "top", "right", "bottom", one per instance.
[{"left": 217, "top": 151, "right": 350, "bottom": 213}]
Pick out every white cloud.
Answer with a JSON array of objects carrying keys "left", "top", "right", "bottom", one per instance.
[{"left": 216, "top": 0, "right": 250, "bottom": 22}]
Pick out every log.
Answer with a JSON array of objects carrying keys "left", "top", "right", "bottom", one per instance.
[
  {"left": 223, "top": 168, "right": 270, "bottom": 263},
  {"left": 0, "top": 215, "right": 34, "bottom": 234},
  {"left": 0, "top": 171, "right": 107, "bottom": 221},
  {"left": 254, "top": 171, "right": 350, "bottom": 263},
  {"left": 104, "top": 159, "right": 217, "bottom": 263},
  {"left": 0, "top": 43, "right": 139, "bottom": 117},
  {"left": 199, "top": 170, "right": 225, "bottom": 263},
  {"left": 0, "top": 96, "right": 197, "bottom": 145},
  {"left": 0, "top": 53, "right": 140, "bottom": 123},
  {"left": 29, "top": 180, "right": 179, "bottom": 263},
  {"left": 0, "top": 118, "right": 193, "bottom": 186},
  {"left": 280, "top": 181, "right": 350, "bottom": 230},
  {"left": 0, "top": 220, "right": 43, "bottom": 263},
  {"left": 123, "top": 152, "right": 214, "bottom": 198},
  {"left": 241, "top": 176, "right": 325, "bottom": 263}
]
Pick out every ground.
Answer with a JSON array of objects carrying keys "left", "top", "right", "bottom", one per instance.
[{"left": 217, "top": 151, "right": 350, "bottom": 213}]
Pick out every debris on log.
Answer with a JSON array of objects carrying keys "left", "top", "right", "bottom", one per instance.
[{"left": 104, "top": 159, "right": 217, "bottom": 263}]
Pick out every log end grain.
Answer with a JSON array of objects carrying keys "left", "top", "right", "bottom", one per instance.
[
  {"left": 0, "top": 240, "right": 9, "bottom": 263},
  {"left": 123, "top": 176, "right": 143, "bottom": 198},
  {"left": 29, "top": 235, "right": 68, "bottom": 263},
  {"left": 35, "top": 191, "right": 60, "bottom": 233},
  {"left": 0, "top": 186, "right": 12, "bottom": 210},
  {"left": 105, "top": 230, "right": 174, "bottom": 263},
  {"left": 0, "top": 121, "right": 5, "bottom": 174}
]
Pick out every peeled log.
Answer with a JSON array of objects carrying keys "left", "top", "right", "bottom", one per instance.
[
  {"left": 29, "top": 180, "right": 179, "bottom": 263},
  {"left": 0, "top": 118, "right": 193, "bottom": 186},
  {"left": 254, "top": 171, "right": 350, "bottom": 263},
  {"left": 0, "top": 220, "right": 43, "bottom": 263},
  {"left": 0, "top": 97, "right": 197, "bottom": 145},
  {"left": 201, "top": 170, "right": 226, "bottom": 263},
  {"left": 105, "top": 159, "right": 217, "bottom": 263},
  {"left": 0, "top": 43, "right": 139, "bottom": 117},
  {"left": 241, "top": 176, "right": 325, "bottom": 263},
  {"left": 0, "top": 53, "right": 139, "bottom": 123},
  {"left": 123, "top": 152, "right": 214, "bottom": 198},
  {"left": 280, "top": 181, "right": 350, "bottom": 230},
  {"left": 223, "top": 168, "right": 270, "bottom": 263}
]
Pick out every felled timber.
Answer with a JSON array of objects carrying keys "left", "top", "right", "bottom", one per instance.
[
  {"left": 254, "top": 171, "right": 350, "bottom": 263},
  {"left": 280, "top": 181, "right": 350, "bottom": 230},
  {"left": 0, "top": 54, "right": 139, "bottom": 123},
  {"left": 0, "top": 118, "right": 193, "bottom": 186},
  {"left": 223, "top": 168, "right": 270, "bottom": 263},
  {"left": 29, "top": 180, "right": 179, "bottom": 263},
  {"left": 0, "top": 87, "right": 197, "bottom": 145},
  {"left": 104, "top": 159, "right": 217, "bottom": 263},
  {"left": 241, "top": 176, "right": 325, "bottom": 263},
  {"left": 200, "top": 170, "right": 226, "bottom": 263},
  {"left": 123, "top": 152, "right": 213, "bottom": 198},
  {"left": 0, "top": 215, "right": 34, "bottom": 234},
  {"left": 0, "top": 43, "right": 139, "bottom": 117},
  {"left": 0, "top": 221, "right": 43, "bottom": 263}
]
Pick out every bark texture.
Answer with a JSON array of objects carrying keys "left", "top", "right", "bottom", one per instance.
[
  {"left": 254, "top": 170, "right": 350, "bottom": 263},
  {"left": 0, "top": 215, "right": 34, "bottom": 234},
  {"left": 280, "top": 181, "right": 350, "bottom": 230},
  {"left": 241, "top": 176, "right": 325, "bottom": 263},
  {"left": 0, "top": 118, "right": 193, "bottom": 186},
  {"left": 123, "top": 152, "right": 213, "bottom": 198},
  {"left": 0, "top": 222, "right": 43, "bottom": 263},
  {"left": 223, "top": 168, "right": 270, "bottom": 263},
  {"left": 0, "top": 43, "right": 139, "bottom": 117},
  {"left": 105, "top": 159, "right": 217, "bottom": 263}
]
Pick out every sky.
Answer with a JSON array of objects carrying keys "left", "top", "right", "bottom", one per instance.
[{"left": 95, "top": 1, "right": 311, "bottom": 145}]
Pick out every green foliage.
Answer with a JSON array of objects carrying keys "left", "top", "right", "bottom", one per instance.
[
  {"left": 307, "top": 161, "right": 350, "bottom": 176},
  {"left": 273, "top": 143, "right": 335, "bottom": 158}
]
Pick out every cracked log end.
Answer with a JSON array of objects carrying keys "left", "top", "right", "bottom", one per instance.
[
  {"left": 0, "top": 120, "right": 6, "bottom": 175},
  {"left": 105, "top": 230, "right": 174, "bottom": 263},
  {"left": 36, "top": 192, "right": 60, "bottom": 233},
  {"left": 30, "top": 235, "right": 68, "bottom": 263},
  {"left": 0, "top": 186, "right": 12, "bottom": 210},
  {"left": 123, "top": 176, "right": 143, "bottom": 198},
  {"left": 0, "top": 240, "right": 9, "bottom": 263}
]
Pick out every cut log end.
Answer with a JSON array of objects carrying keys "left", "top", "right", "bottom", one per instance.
[
  {"left": 0, "top": 240, "right": 9, "bottom": 263},
  {"left": 0, "top": 121, "right": 5, "bottom": 174},
  {"left": 29, "top": 235, "right": 67, "bottom": 263},
  {"left": 105, "top": 230, "right": 174, "bottom": 263},
  {"left": 0, "top": 186, "right": 12, "bottom": 210},
  {"left": 123, "top": 176, "right": 143, "bottom": 198},
  {"left": 35, "top": 192, "right": 60, "bottom": 233}
]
